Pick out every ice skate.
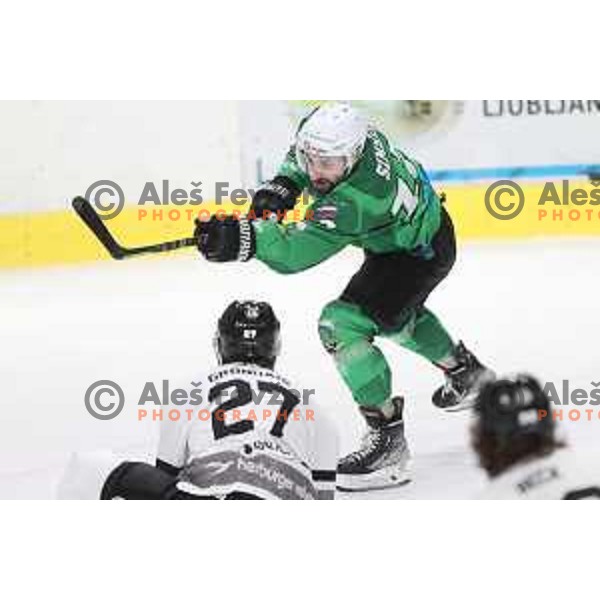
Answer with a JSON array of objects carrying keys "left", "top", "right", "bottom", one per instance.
[
  {"left": 433, "top": 342, "right": 495, "bottom": 412},
  {"left": 337, "top": 397, "right": 411, "bottom": 492}
]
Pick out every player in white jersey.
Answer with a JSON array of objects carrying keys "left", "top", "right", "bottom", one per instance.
[
  {"left": 472, "top": 374, "right": 600, "bottom": 500},
  {"left": 99, "top": 300, "right": 339, "bottom": 500}
]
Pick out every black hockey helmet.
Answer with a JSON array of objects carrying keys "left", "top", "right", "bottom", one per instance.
[
  {"left": 214, "top": 300, "right": 281, "bottom": 369},
  {"left": 474, "top": 374, "right": 554, "bottom": 443},
  {"left": 472, "top": 374, "right": 557, "bottom": 476}
]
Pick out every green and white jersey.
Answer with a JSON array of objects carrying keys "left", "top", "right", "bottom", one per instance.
[{"left": 254, "top": 128, "right": 443, "bottom": 274}]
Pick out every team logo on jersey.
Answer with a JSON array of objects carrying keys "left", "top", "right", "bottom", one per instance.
[{"left": 313, "top": 204, "right": 338, "bottom": 229}]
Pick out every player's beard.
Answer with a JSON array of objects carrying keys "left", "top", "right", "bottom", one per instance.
[{"left": 311, "top": 178, "right": 335, "bottom": 195}]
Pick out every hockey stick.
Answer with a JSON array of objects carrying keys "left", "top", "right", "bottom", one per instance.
[{"left": 72, "top": 196, "right": 197, "bottom": 260}]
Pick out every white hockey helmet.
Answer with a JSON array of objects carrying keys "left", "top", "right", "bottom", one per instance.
[{"left": 296, "top": 102, "right": 369, "bottom": 175}]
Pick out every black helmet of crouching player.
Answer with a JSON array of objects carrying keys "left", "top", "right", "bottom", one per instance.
[
  {"left": 215, "top": 301, "right": 281, "bottom": 369},
  {"left": 471, "top": 374, "right": 561, "bottom": 478}
]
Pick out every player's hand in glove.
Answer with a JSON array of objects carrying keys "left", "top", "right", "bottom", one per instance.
[
  {"left": 194, "top": 215, "right": 255, "bottom": 262},
  {"left": 250, "top": 176, "right": 302, "bottom": 220}
]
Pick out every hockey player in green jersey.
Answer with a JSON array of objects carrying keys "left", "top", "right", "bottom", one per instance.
[{"left": 195, "top": 102, "right": 494, "bottom": 491}]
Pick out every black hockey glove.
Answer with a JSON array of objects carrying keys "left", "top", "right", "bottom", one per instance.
[
  {"left": 250, "top": 176, "right": 302, "bottom": 220},
  {"left": 194, "top": 215, "right": 255, "bottom": 262}
]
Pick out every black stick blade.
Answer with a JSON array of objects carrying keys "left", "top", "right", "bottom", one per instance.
[
  {"left": 72, "top": 196, "right": 197, "bottom": 260},
  {"left": 72, "top": 196, "right": 126, "bottom": 259}
]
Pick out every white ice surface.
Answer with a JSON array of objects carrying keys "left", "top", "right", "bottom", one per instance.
[{"left": 1, "top": 238, "right": 599, "bottom": 499}]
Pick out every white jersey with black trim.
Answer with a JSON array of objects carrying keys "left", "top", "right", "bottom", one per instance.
[
  {"left": 477, "top": 448, "right": 600, "bottom": 500},
  {"left": 157, "top": 362, "right": 338, "bottom": 500}
]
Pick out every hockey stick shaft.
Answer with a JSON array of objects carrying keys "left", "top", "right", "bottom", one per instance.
[{"left": 72, "top": 196, "right": 196, "bottom": 260}]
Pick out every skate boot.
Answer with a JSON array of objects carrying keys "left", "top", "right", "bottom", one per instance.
[
  {"left": 432, "top": 341, "right": 495, "bottom": 412},
  {"left": 337, "top": 396, "right": 411, "bottom": 492}
]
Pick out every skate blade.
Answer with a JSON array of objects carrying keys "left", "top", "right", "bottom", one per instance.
[
  {"left": 336, "top": 462, "right": 412, "bottom": 493},
  {"left": 336, "top": 477, "right": 412, "bottom": 493},
  {"left": 443, "top": 399, "right": 476, "bottom": 413}
]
